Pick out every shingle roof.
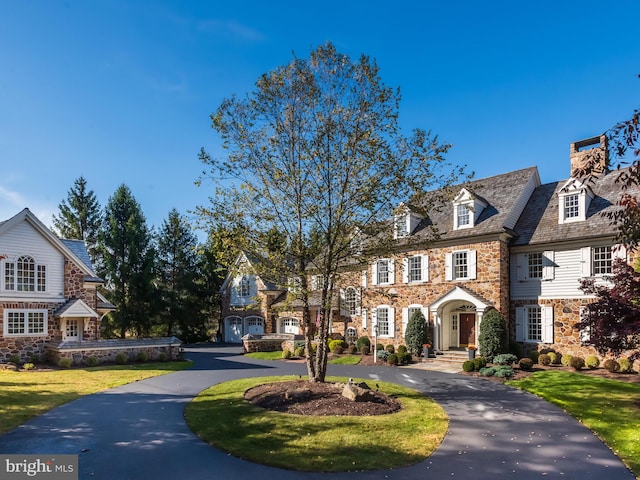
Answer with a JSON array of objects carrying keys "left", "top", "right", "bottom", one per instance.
[
  {"left": 412, "top": 166, "right": 540, "bottom": 241},
  {"left": 512, "top": 168, "right": 639, "bottom": 246}
]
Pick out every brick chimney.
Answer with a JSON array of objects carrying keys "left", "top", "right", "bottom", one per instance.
[{"left": 570, "top": 134, "right": 609, "bottom": 178}]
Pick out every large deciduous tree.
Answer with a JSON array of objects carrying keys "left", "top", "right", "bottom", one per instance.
[
  {"left": 578, "top": 259, "right": 640, "bottom": 361},
  {"left": 98, "top": 184, "right": 156, "bottom": 338},
  {"left": 197, "top": 42, "right": 461, "bottom": 382},
  {"left": 52, "top": 176, "right": 102, "bottom": 264}
]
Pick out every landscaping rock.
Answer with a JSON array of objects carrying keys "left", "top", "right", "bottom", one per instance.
[{"left": 342, "top": 382, "right": 374, "bottom": 402}]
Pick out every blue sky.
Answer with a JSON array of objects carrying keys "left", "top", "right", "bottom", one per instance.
[{"left": 1, "top": 0, "right": 638, "bottom": 237}]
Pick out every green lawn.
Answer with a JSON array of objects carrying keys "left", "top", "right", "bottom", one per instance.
[
  {"left": 0, "top": 362, "right": 190, "bottom": 434},
  {"left": 186, "top": 376, "right": 448, "bottom": 472},
  {"left": 508, "top": 370, "right": 640, "bottom": 476},
  {"left": 245, "top": 351, "right": 362, "bottom": 365}
]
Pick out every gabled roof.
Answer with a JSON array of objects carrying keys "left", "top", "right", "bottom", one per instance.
[
  {"left": 219, "top": 251, "right": 285, "bottom": 293},
  {"left": 412, "top": 166, "right": 540, "bottom": 242},
  {"left": 55, "top": 298, "right": 99, "bottom": 318},
  {"left": 512, "top": 168, "right": 640, "bottom": 246},
  {"left": 0, "top": 209, "right": 101, "bottom": 280}
]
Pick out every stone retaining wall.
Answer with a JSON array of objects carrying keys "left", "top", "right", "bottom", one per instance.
[{"left": 242, "top": 334, "right": 304, "bottom": 353}]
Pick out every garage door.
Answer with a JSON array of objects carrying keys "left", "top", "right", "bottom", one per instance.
[
  {"left": 246, "top": 317, "right": 264, "bottom": 335},
  {"left": 225, "top": 317, "right": 243, "bottom": 343}
]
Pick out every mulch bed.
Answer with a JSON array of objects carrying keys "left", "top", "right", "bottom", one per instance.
[{"left": 245, "top": 380, "right": 402, "bottom": 416}]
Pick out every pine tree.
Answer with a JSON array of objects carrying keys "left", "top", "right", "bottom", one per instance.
[
  {"left": 52, "top": 176, "right": 102, "bottom": 264},
  {"left": 98, "top": 185, "right": 156, "bottom": 338},
  {"left": 404, "top": 310, "right": 429, "bottom": 357},
  {"left": 157, "top": 209, "right": 205, "bottom": 342}
]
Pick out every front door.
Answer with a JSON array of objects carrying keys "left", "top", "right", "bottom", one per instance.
[
  {"left": 459, "top": 313, "right": 475, "bottom": 346},
  {"left": 65, "top": 319, "right": 80, "bottom": 341}
]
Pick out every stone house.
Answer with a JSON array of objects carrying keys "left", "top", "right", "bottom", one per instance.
[
  {"left": 0, "top": 208, "right": 181, "bottom": 364},
  {"left": 220, "top": 135, "right": 638, "bottom": 361}
]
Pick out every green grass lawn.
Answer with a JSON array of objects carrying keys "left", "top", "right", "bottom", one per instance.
[
  {"left": 245, "top": 351, "right": 362, "bottom": 365},
  {"left": 508, "top": 370, "right": 640, "bottom": 476},
  {"left": 0, "top": 362, "right": 190, "bottom": 435},
  {"left": 186, "top": 376, "right": 448, "bottom": 472}
]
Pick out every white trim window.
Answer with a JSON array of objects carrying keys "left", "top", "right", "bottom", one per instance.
[
  {"left": 237, "top": 276, "right": 251, "bottom": 297},
  {"left": 456, "top": 204, "right": 471, "bottom": 228},
  {"left": 3, "top": 255, "right": 47, "bottom": 292},
  {"left": 580, "top": 245, "right": 626, "bottom": 277},
  {"left": 557, "top": 180, "right": 593, "bottom": 224},
  {"left": 515, "top": 305, "right": 553, "bottom": 343},
  {"left": 372, "top": 305, "right": 395, "bottom": 338},
  {"left": 563, "top": 193, "right": 580, "bottom": 220},
  {"left": 340, "top": 287, "right": 361, "bottom": 316},
  {"left": 445, "top": 250, "right": 477, "bottom": 281},
  {"left": 279, "top": 317, "right": 300, "bottom": 334},
  {"left": 402, "top": 255, "right": 429, "bottom": 283},
  {"left": 395, "top": 213, "right": 409, "bottom": 238},
  {"left": 371, "top": 259, "right": 395, "bottom": 286},
  {"left": 4, "top": 309, "right": 48, "bottom": 336},
  {"left": 516, "top": 251, "right": 555, "bottom": 281}
]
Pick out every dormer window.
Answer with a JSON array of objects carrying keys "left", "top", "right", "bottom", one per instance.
[
  {"left": 395, "top": 213, "right": 408, "bottom": 238},
  {"left": 453, "top": 188, "right": 486, "bottom": 230},
  {"left": 393, "top": 204, "right": 423, "bottom": 239},
  {"left": 557, "top": 179, "right": 593, "bottom": 224},
  {"left": 456, "top": 204, "right": 471, "bottom": 228}
]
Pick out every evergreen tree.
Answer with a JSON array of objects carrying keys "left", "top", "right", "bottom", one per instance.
[
  {"left": 52, "top": 176, "right": 102, "bottom": 264},
  {"left": 157, "top": 209, "right": 205, "bottom": 342},
  {"left": 404, "top": 309, "right": 429, "bottom": 357},
  {"left": 478, "top": 309, "right": 507, "bottom": 361},
  {"left": 98, "top": 185, "right": 156, "bottom": 338}
]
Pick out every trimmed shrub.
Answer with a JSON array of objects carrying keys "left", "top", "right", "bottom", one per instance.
[
  {"left": 328, "top": 339, "right": 347, "bottom": 352},
  {"left": 86, "top": 357, "right": 99, "bottom": 367},
  {"left": 518, "top": 358, "right": 534, "bottom": 371},
  {"left": 404, "top": 309, "right": 429, "bottom": 357},
  {"left": 538, "top": 353, "right": 551, "bottom": 366},
  {"left": 22, "top": 362, "right": 35, "bottom": 370},
  {"left": 360, "top": 345, "right": 370, "bottom": 356},
  {"left": 294, "top": 346, "right": 305, "bottom": 357},
  {"left": 115, "top": 353, "right": 128, "bottom": 365},
  {"left": 58, "top": 357, "right": 72, "bottom": 369},
  {"left": 136, "top": 351, "right": 148, "bottom": 363},
  {"left": 585, "top": 355, "right": 600, "bottom": 369},
  {"left": 473, "top": 357, "right": 487, "bottom": 370},
  {"left": 387, "top": 353, "right": 399, "bottom": 366},
  {"left": 399, "top": 352, "right": 412, "bottom": 364},
  {"left": 385, "top": 344, "right": 395, "bottom": 354},
  {"left": 158, "top": 352, "right": 168, "bottom": 362},
  {"left": 462, "top": 360, "right": 475, "bottom": 372},
  {"left": 493, "top": 353, "right": 518, "bottom": 366},
  {"left": 547, "top": 352, "right": 558, "bottom": 364},
  {"left": 560, "top": 354, "right": 573, "bottom": 367},
  {"left": 334, "top": 345, "right": 344, "bottom": 354},
  {"left": 347, "top": 345, "right": 358, "bottom": 355},
  {"left": 376, "top": 343, "right": 384, "bottom": 351},
  {"left": 356, "top": 336, "right": 371, "bottom": 351},
  {"left": 397, "top": 345, "right": 408, "bottom": 354},
  {"left": 478, "top": 309, "right": 507, "bottom": 361},
  {"left": 376, "top": 350, "right": 389, "bottom": 362},
  {"left": 494, "top": 366, "right": 514, "bottom": 378},
  {"left": 29, "top": 354, "right": 41, "bottom": 364},
  {"left": 618, "top": 358, "right": 632, "bottom": 373},
  {"left": 479, "top": 366, "right": 497, "bottom": 377},
  {"left": 570, "top": 356, "right": 585, "bottom": 371},
  {"left": 604, "top": 359, "right": 620, "bottom": 373},
  {"left": 282, "top": 349, "right": 292, "bottom": 359},
  {"left": 8, "top": 355, "right": 21, "bottom": 365},
  {"left": 528, "top": 350, "right": 540, "bottom": 364},
  {"left": 509, "top": 341, "right": 524, "bottom": 360}
]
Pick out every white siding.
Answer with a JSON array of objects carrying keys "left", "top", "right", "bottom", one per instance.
[
  {"left": 0, "top": 220, "right": 65, "bottom": 299},
  {"left": 229, "top": 274, "right": 257, "bottom": 306},
  {"left": 504, "top": 172, "right": 539, "bottom": 230},
  {"left": 510, "top": 248, "right": 584, "bottom": 299}
]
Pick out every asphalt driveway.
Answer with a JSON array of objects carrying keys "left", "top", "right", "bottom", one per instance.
[{"left": 0, "top": 345, "right": 634, "bottom": 479}]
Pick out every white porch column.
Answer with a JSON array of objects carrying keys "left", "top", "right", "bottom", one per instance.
[
  {"left": 430, "top": 309, "right": 440, "bottom": 352},
  {"left": 475, "top": 308, "right": 485, "bottom": 347}
]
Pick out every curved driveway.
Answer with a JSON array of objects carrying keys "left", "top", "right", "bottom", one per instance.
[{"left": 0, "top": 345, "right": 634, "bottom": 479}]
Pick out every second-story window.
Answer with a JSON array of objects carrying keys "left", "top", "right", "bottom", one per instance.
[
  {"left": 592, "top": 246, "right": 612, "bottom": 275},
  {"left": 377, "top": 260, "right": 389, "bottom": 284},
  {"left": 238, "top": 276, "right": 251, "bottom": 297},
  {"left": 4, "top": 255, "right": 46, "bottom": 292},
  {"left": 408, "top": 256, "right": 422, "bottom": 282},
  {"left": 456, "top": 204, "right": 470, "bottom": 228},
  {"left": 564, "top": 193, "right": 580, "bottom": 220},
  {"left": 528, "top": 253, "right": 543, "bottom": 279},
  {"left": 453, "top": 251, "right": 468, "bottom": 279}
]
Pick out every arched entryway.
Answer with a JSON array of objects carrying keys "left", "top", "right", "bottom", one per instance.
[{"left": 429, "top": 286, "right": 491, "bottom": 351}]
